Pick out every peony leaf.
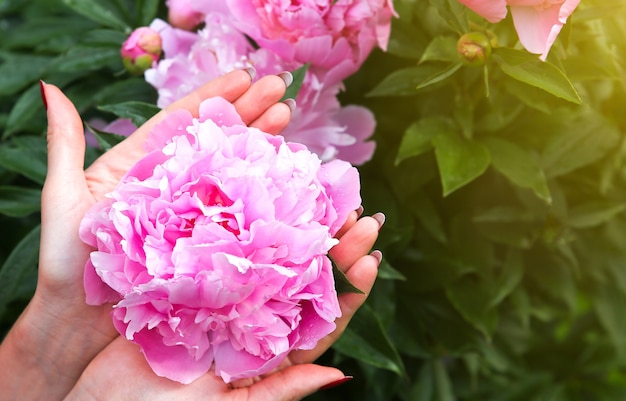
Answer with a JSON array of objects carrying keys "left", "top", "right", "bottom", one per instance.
[
  {"left": 567, "top": 201, "right": 626, "bottom": 229},
  {"left": 334, "top": 304, "right": 407, "bottom": 377},
  {"left": 62, "top": 0, "right": 129, "bottom": 31},
  {"left": 419, "top": 36, "right": 459, "bottom": 64},
  {"left": 417, "top": 62, "right": 462, "bottom": 89},
  {"left": 98, "top": 101, "right": 160, "bottom": 127},
  {"left": 0, "top": 186, "right": 41, "bottom": 217},
  {"left": 433, "top": 130, "right": 490, "bottom": 196},
  {"left": 3, "top": 83, "right": 44, "bottom": 138},
  {"left": 138, "top": 0, "right": 160, "bottom": 26},
  {"left": 281, "top": 63, "right": 309, "bottom": 102},
  {"left": 0, "top": 136, "right": 47, "bottom": 184},
  {"left": 481, "top": 137, "right": 551, "bottom": 204},
  {"left": 396, "top": 116, "right": 455, "bottom": 165},
  {"left": 493, "top": 47, "right": 582, "bottom": 104},
  {"left": 84, "top": 121, "right": 128, "bottom": 152},
  {"left": 0, "top": 53, "right": 52, "bottom": 96},
  {"left": 0, "top": 225, "right": 40, "bottom": 316},
  {"left": 332, "top": 260, "right": 365, "bottom": 294},
  {"left": 366, "top": 66, "right": 444, "bottom": 97}
]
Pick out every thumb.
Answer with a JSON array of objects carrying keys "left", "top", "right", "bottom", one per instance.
[
  {"left": 39, "top": 81, "right": 92, "bottom": 286},
  {"left": 41, "top": 81, "right": 88, "bottom": 195},
  {"left": 247, "top": 364, "right": 350, "bottom": 401}
]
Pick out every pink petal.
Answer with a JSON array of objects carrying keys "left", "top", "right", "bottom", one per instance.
[
  {"left": 457, "top": 0, "right": 508, "bottom": 23},
  {"left": 509, "top": 0, "right": 579, "bottom": 60}
]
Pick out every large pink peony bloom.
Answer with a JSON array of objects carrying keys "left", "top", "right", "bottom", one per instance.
[
  {"left": 79, "top": 97, "right": 360, "bottom": 384},
  {"left": 457, "top": 0, "right": 580, "bottom": 60}
]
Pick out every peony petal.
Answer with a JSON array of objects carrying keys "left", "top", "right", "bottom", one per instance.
[{"left": 457, "top": 0, "right": 508, "bottom": 23}]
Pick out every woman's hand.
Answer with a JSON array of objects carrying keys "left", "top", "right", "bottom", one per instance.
[{"left": 0, "top": 69, "right": 293, "bottom": 401}]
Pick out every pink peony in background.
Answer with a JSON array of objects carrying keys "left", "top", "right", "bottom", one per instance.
[
  {"left": 456, "top": 0, "right": 580, "bottom": 60},
  {"left": 134, "top": 0, "right": 396, "bottom": 165},
  {"left": 79, "top": 96, "right": 361, "bottom": 384}
]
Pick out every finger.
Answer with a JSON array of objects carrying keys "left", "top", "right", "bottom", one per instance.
[
  {"left": 288, "top": 252, "right": 380, "bottom": 364},
  {"left": 245, "top": 364, "right": 347, "bottom": 401},
  {"left": 40, "top": 82, "right": 93, "bottom": 285},
  {"left": 249, "top": 101, "right": 292, "bottom": 135},
  {"left": 105, "top": 68, "right": 255, "bottom": 160},
  {"left": 334, "top": 209, "right": 360, "bottom": 239},
  {"left": 329, "top": 213, "right": 384, "bottom": 271},
  {"left": 233, "top": 73, "right": 290, "bottom": 125}
]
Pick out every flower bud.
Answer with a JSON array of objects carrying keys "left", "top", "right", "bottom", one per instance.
[
  {"left": 457, "top": 32, "right": 492, "bottom": 66},
  {"left": 121, "top": 27, "right": 162, "bottom": 75}
]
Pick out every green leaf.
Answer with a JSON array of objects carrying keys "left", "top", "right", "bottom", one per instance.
[
  {"left": 433, "top": 358, "right": 455, "bottom": 401},
  {"left": 98, "top": 101, "right": 160, "bottom": 127},
  {"left": 0, "top": 186, "right": 41, "bottom": 217},
  {"left": 4, "top": 83, "right": 45, "bottom": 137},
  {"left": 82, "top": 29, "right": 127, "bottom": 48},
  {"left": 0, "top": 53, "right": 52, "bottom": 96},
  {"left": 366, "top": 66, "right": 444, "bottom": 97},
  {"left": 396, "top": 117, "right": 454, "bottom": 165},
  {"left": 412, "top": 190, "right": 447, "bottom": 243},
  {"left": 0, "top": 137, "right": 48, "bottom": 184},
  {"left": 429, "top": 0, "right": 468, "bottom": 33},
  {"left": 51, "top": 46, "right": 120, "bottom": 72},
  {"left": 417, "top": 62, "right": 462, "bottom": 89},
  {"left": 433, "top": 130, "right": 490, "bottom": 196},
  {"left": 0, "top": 225, "right": 40, "bottom": 316},
  {"left": 493, "top": 47, "right": 582, "bottom": 104},
  {"left": 138, "top": 0, "right": 160, "bottom": 26},
  {"left": 377, "top": 259, "right": 406, "bottom": 281},
  {"left": 445, "top": 274, "right": 499, "bottom": 338},
  {"left": 481, "top": 137, "right": 551, "bottom": 204},
  {"left": 592, "top": 280, "right": 626, "bottom": 355},
  {"left": 419, "top": 36, "right": 459, "bottom": 64},
  {"left": 334, "top": 304, "right": 407, "bottom": 377},
  {"left": 542, "top": 109, "right": 620, "bottom": 178},
  {"left": 281, "top": 63, "right": 309, "bottom": 102},
  {"left": 567, "top": 201, "right": 626, "bottom": 229},
  {"left": 62, "top": 0, "right": 130, "bottom": 30},
  {"left": 332, "top": 260, "right": 364, "bottom": 294},
  {"left": 84, "top": 121, "right": 128, "bottom": 152}
]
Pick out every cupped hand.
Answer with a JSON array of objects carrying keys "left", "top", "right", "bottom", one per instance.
[
  {"left": 63, "top": 214, "right": 382, "bottom": 401},
  {"left": 0, "top": 69, "right": 292, "bottom": 401}
]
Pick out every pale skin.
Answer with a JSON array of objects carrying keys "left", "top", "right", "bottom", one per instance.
[{"left": 0, "top": 69, "right": 382, "bottom": 401}]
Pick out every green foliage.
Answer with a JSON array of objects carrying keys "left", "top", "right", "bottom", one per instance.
[{"left": 3, "top": 0, "right": 626, "bottom": 400}]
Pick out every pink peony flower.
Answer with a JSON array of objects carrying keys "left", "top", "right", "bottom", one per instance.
[
  {"left": 146, "top": 17, "right": 377, "bottom": 165},
  {"left": 457, "top": 0, "right": 580, "bottom": 60},
  {"left": 79, "top": 96, "right": 360, "bottom": 384},
  {"left": 121, "top": 26, "right": 163, "bottom": 74},
  {"left": 180, "top": 0, "right": 395, "bottom": 85}
]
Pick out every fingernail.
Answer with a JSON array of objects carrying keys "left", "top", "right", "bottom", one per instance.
[
  {"left": 242, "top": 66, "right": 256, "bottom": 80},
  {"left": 39, "top": 80, "right": 48, "bottom": 110},
  {"left": 277, "top": 71, "right": 293, "bottom": 87},
  {"left": 370, "top": 250, "right": 383, "bottom": 265},
  {"left": 283, "top": 98, "right": 296, "bottom": 112},
  {"left": 356, "top": 205, "right": 364, "bottom": 218},
  {"left": 372, "top": 212, "right": 385, "bottom": 229},
  {"left": 320, "top": 376, "right": 353, "bottom": 390}
]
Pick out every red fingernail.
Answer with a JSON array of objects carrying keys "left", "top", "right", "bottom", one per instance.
[
  {"left": 39, "top": 80, "right": 48, "bottom": 110},
  {"left": 242, "top": 66, "right": 256, "bottom": 80},
  {"left": 356, "top": 205, "right": 364, "bottom": 218},
  {"left": 320, "top": 376, "right": 353, "bottom": 390}
]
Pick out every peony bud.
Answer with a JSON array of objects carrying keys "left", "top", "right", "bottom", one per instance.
[
  {"left": 121, "top": 27, "right": 163, "bottom": 75},
  {"left": 456, "top": 32, "right": 492, "bottom": 66}
]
